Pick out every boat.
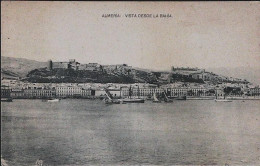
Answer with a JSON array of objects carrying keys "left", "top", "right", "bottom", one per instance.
[
  {"left": 121, "top": 85, "right": 145, "bottom": 103},
  {"left": 121, "top": 98, "right": 145, "bottom": 103},
  {"left": 42, "top": 98, "right": 60, "bottom": 102},
  {"left": 104, "top": 98, "right": 121, "bottom": 104},
  {"left": 186, "top": 96, "right": 214, "bottom": 100},
  {"left": 146, "top": 95, "right": 152, "bottom": 100},
  {"left": 47, "top": 98, "right": 60, "bottom": 102},
  {"left": 152, "top": 93, "right": 161, "bottom": 103},
  {"left": 215, "top": 99, "right": 232, "bottom": 102},
  {"left": 163, "top": 91, "right": 173, "bottom": 102},
  {"left": 1, "top": 98, "right": 13, "bottom": 102},
  {"left": 171, "top": 95, "right": 187, "bottom": 100},
  {"left": 104, "top": 88, "right": 121, "bottom": 104}
]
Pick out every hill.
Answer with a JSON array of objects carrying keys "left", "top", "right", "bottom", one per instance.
[
  {"left": 207, "top": 67, "right": 260, "bottom": 85},
  {"left": 25, "top": 68, "right": 158, "bottom": 84},
  {"left": 1, "top": 56, "right": 47, "bottom": 78},
  {"left": 1, "top": 56, "right": 160, "bottom": 83},
  {"left": 1, "top": 56, "right": 258, "bottom": 85}
]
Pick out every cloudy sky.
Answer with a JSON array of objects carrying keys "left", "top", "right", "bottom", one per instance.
[{"left": 1, "top": 1, "right": 260, "bottom": 70}]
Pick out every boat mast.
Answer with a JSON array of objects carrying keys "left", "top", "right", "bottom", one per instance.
[
  {"left": 163, "top": 90, "right": 168, "bottom": 100},
  {"left": 129, "top": 85, "right": 132, "bottom": 99},
  {"left": 137, "top": 86, "right": 140, "bottom": 99}
]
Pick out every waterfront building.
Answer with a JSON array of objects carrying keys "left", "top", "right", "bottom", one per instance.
[
  {"left": 120, "top": 86, "right": 211, "bottom": 98},
  {"left": 10, "top": 89, "right": 25, "bottom": 98},
  {"left": 215, "top": 88, "right": 225, "bottom": 99},
  {"left": 23, "top": 87, "right": 55, "bottom": 99},
  {"left": 55, "top": 85, "right": 93, "bottom": 98},
  {"left": 120, "top": 87, "right": 164, "bottom": 97},
  {"left": 166, "top": 87, "right": 209, "bottom": 97},
  {"left": 1, "top": 85, "right": 12, "bottom": 98},
  {"left": 56, "top": 86, "right": 81, "bottom": 98},
  {"left": 167, "top": 87, "right": 188, "bottom": 97},
  {"left": 81, "top": 88, "right": 93, "bottom": 98},
  {"left": 120, "top": 87, "right": 130, "bottom": 97},
  {"left": 132, "top": 88, "right": 164, "bottom": 97},
  {"left": 188, "top": 87, "right": 208, "bottom": 96},
  {"left": 249, "top": 87, "right": 260, "bottom": 96},
  {"left": 94, "top": 89, "right": 106, "bottom": 97}
]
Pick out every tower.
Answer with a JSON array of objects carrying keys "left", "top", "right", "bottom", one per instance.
[{"left": 48, "top": 60, "right": 53, "bottom": 70}]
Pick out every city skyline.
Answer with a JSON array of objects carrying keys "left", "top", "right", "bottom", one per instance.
[{"left": 1, "top": 1, "right": 260, "bottom": 71}]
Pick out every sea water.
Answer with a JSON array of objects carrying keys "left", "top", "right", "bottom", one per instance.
[{"left": 1, "top": 99, "right": 260, "bottom": 165}]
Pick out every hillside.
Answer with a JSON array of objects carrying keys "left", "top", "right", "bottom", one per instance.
[
  {"left": 1, "top": 56, "right": 47, "bottom": 78},
  {"left": 1, "top": 56, "right": 159, "bottom": 83},
  {"left": 1, "top": 56, "right": 257, "bottom": 85},
  {"left": 208, "top": 67, "right": 260, "bottom": 85},
  {"left": 25, "top": 68, "right": 158, "bottom": 84}
]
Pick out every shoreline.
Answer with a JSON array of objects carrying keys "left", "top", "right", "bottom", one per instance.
[{"left": 2, "top": 97, "right": 260, "bottom": 101}]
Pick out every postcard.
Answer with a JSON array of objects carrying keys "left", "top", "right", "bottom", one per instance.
[{"left": 1, "top": 1, "right": 260, "bottom": 166}]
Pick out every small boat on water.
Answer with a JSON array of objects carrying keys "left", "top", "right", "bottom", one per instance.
[
  {"left": 215, "top": 99, "right": 232, "bottom": 102},
  {"left": 104, "top": 99, "right": 121, "bottom": 104},
  {"left": 146, "top": 95, "right": 152, "bottom": 100},
  {"left": 121, "top": 85, "right": 145, "bottom": 103},
  {"left": 48, "top": 98, "right": 60, "bottom": 102},
  {"left": 171, "top": 96, "right": 187, "bottom": 100},
  {"left": 42, "top": 98, "right": 60, "bottom": 102},
  {"left": 122, "top": 98, "right": 145, "bottom": 103},
  {"left": 1, "top": 98, "right": 13, "bottom": 102}
]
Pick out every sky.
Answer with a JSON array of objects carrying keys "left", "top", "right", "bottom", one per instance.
[{"left": 1, "top": 1, "right": 260, "bottom": 71}]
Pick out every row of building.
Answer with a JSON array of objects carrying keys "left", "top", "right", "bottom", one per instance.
[
  {"left": 1, "top": 86, "right": 94, "bottom": 99},
  {"left": 2, "top": 85, "right": 260, "bottom": 99}
]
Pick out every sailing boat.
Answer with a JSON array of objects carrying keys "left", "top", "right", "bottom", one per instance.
[
  {"left": 122, "top": 85, "right": 145, "bottom": 103},
  {"left": 163, "top": 91, "right": 173, "bottom": 102},
  {"left": 104, "top": 88, "right": 120, "bottom": 104},
  {"left": 152, "top": 93, "right": 161, "bottom": 103}
]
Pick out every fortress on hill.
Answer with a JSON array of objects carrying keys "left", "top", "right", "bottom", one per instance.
[{"left": 47, "top": 59, "right": 133, "bottom": 74}]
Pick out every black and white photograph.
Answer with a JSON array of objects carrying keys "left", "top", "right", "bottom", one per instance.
[{"left": 1, "top": 1, "right": 260, "bottom": 166}]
